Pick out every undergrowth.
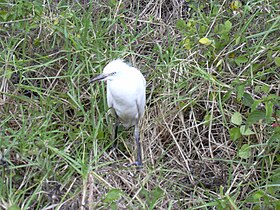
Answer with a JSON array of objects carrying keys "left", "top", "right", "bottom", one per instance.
[{"left": 0, "top": 0, "right": 279, "bottom": 209}]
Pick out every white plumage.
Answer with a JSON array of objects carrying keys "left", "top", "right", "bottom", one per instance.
[
  {"left": 104, "top": 59, "right": 146, "bottom": 127},
  {"left": 90, "top": 59, "right": 146, "bottom": 166}
]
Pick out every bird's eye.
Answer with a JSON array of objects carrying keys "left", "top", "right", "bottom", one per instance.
[{"left": 111, "top": 72, "right": 116, "bottom": 75}]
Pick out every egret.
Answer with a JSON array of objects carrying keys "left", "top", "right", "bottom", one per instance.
[{"left": 90, "top": 59, "right": 146, "bottom": 166}]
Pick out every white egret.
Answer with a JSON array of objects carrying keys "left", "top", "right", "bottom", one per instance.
[{"left": 90, "top": 59, "right": 146, "bottom": 166}]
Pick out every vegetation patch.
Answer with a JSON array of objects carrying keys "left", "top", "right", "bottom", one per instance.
[{"left": 0, "top": 0, "right": 279, "bottom": 209}]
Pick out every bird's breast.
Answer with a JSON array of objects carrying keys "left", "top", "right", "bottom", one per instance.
[{"left": 107, "top": 79, "right": 142, "bottom": 127}]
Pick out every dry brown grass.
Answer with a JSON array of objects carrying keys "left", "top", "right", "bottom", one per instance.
[{"left": 1, "top": 0, "right": 279, "bottom": 209}]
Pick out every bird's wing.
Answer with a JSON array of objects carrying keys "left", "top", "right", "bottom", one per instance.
[
  {"left": 106, "top": 86, "right": 114, "bottom": 109},
  {"left": 136, "top": 72, "right": 146, "bottom": 120}
]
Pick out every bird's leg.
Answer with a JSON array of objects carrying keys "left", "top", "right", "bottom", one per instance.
[
  {"left": 112, "top": 116, "right": 119, "bottom": 148},
  {"left": 134, "top": 124, "right": 143, "bottom": 166}
]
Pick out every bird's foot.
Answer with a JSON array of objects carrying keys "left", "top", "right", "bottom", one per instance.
[{"left": 123, "top": 161, "right": 143, "bottom": 168}]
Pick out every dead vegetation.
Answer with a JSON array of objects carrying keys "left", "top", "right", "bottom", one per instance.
[{"left": 1, "top": 0, "right": 279, "bottom": 209}]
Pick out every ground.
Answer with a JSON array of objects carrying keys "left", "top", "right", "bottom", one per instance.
[{"left": 0, "top": 0, "right": 279, "bottom": 209}]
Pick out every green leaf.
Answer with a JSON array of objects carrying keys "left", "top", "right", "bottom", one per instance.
[
  {"left": 275, "top": 57, "right": 280, "bottom": 67},
  {"left": 110, "top": 203, "right": 117, "bottom": 210},
  {"left": 229, "top": 127, "right": 242, "bottom": 141},
  {"left": 238, "top": 144, "right": 251, "bottom": 159},
  {"left": 0, "top": 10, "right": 8, "bottom": 21},
  {"left": 216, "top": 59, "right": 223, "bottom": 68},
  {"left": 251, "top": 99, "right": 262, "bottom": 111},
  {"left": 7, "top": 205, "right": 20, "bottom": 210},
  {"left": 246, "top": 110, "right": 266, "bottom": 125},
  {"left": 149, "top": 187, "right": 164, "bottom": 209},
  {"left": 176, "top": 19, "right": 187, "bottom": 32},
  {"left": 240, "top": 125, "right": 255, "bottom": 135},
  {"left": 184, "top": 38, "right": 191, "bottom": 50},
  {"left": 253, "top": 191, "right": 264, "bottom": 200},
  {"left": 97, "top": 129, "right": 104, "bottom": 138},
  {"left": 54, "top": 18, "right": 59, "bottom": 25},
  {"left": 269, "top": 94, "right": 280, "bottom": 100},
  {"left": 103, "top": 189, "right": 123, "bottom": 203},
  {"left": 231, "top": 112, "right": 243, "bottom": 125},
  {"left": 224, "top": 20, "right": 232, "bottom": 31},
  {"left": 235, "top": 35, "right": 241, "bottom": 45},
  {"left": 242, "top": 93, "right": 254, "bottom": 107},
  {"left": 265, "top": 101, "right": 274, "bottom": 121},
  {"left": 221, "top": 33, "right": 230, "bottom": 42},
  {"left": 261, "top": 85, "right": 270, "bottom": 93},
  {"left": 199, "top": 37, "right": 212, "bottom": 46},
  {"left": 255, "top": 85, "right": 270, "bottom": 93},
  {"left": 230, "top": 1, "right": 242, "bottom": 10},
  {"left": 151, "top": 187, "right": 164, "bottom": 201},
  {"left": 236, "top": 84, "right": 245, "bottom": 101},
  {"left": 140, "top": 187, "right": 164, "bottom": 209},
  {"left": 235, "top": 56, "right": 248, "bottom": 65},
  {"left": 268, "top": 133, "right": 280, "bottom": 144},
  {"left": 204, "top": 113, "right": 211, "bottom": 126},
  {"left": 222, "top": 90, "right": 233, "bottom": 103},
  {"left": 139, "top": 188, "right": 149, "bottom": 197},
  {"left": 4, "top": 68, "right": 13, "bottom": 79}
]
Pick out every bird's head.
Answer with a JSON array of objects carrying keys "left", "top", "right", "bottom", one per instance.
[{"left": 90, "top": 59, "right": 129, "bottom": 82}]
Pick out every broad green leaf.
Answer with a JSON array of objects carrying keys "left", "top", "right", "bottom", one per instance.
[
  {"left": 246, "top": 110, "right": 266, "bottom": 125},
  {"left": 103, "top": 189, "right": 123, "bottom": 203},
  {"left": 254, "top": 85, "right": 262, "bottom": 93},
  {"left": 270, "top": 168, "right": 280, "bottom": 184},
  {"left": 221, "top": 33, "right": 230, "bottom": 42},
  {"left": 236, "top": 84, "right": 245, "bottom": 101},
  {"left": 110, "top": 203, "right": 117, "bottom": 210},
  {"left": 204, "top": 113, "right": 211, "bottom": 126},
  {"left": 149, "top": 187, "right": 164, "bottom": 209},
  {"left": 229, "top": 52, "right": 235, "bottom": 58},
  {"left": 253, "top": 191, "right": 264, "bottom": 200},
  {"left": 261, "top": 85, "right": 270, "bottom": 93},
  {"left": 151, "top": 187, "right": 164, "bottom": 201},
  {"left": 54, "top": 18, "right": 59, "bottom": 25},
  {"left": 139, "top": 188, "right": 149, "bottom": 197},
  {"left": 0, "top": 10, "right": 8, "bottom": 21},
  {"left": 231, "top": 112, "right": 243, "bottom": 125},
  {"left": 187, "top": 19, "right": 195, "bottom": 28},
  {"left": 176, "top": 19, "right": 187, "bottom": 32},
  {"left": 7, "top": 205, "right": 20, "bottom": 210},
  {"left": 265, "top": 101, "right": 274, "bottom": 121},
  {"left": 255, "top": 85, "right": 270, "bottom": 93},
  {"left": 251, "top": 99, "right": 262, "bottom": 111},
  {"left": 275, "top": 57, "right": 280, "bottom": 67},
  {"left": 214, "top": 40, "right": 223, "bottom": 50},
  {"left": 238, "top": 144, "right": 251, "bottom": 159},
  {"left": 235, "top": 35, "right": 241, "bottom": 45},
  {"left": 235, "top": 56, "right": 248, "bottom": 65},
  {"left": 222, "top": 90, "right": 233, "bottom": 103},
  {"left": 216, "top": 59, "right": 223, "bottom": 67},
  {"left": 199, "top": 37, "right": 212, "bottom": 46},
  {"left": 265, "top": 94, "right": 280, "bottom": 101},
  {"left": 224, "top": 20, "right": 232, "bottom": 31},
  {"left": 242, "top": 93, "right": 254, "bottom": 107},
  {"left": 268, "top": 133, "right": 280, "bottom": 144},
  {"left": 140, "top": 187, "right": 164, "bottom": 208},
  {"left": 4, "top": 68, "right": 13, "bottom": 79},
  {"left": 97, "top": 129, "right": 104, "bottom": 138},
  {"left": 230, "top": 1, "right": 242, "bottom": 10},
  {"left": 229, "top": 127, "right": 241, "bottom": 141},
  {"left": 184, "top": 38, "right": 191, "bottom": 50},
  {"left": 199, "top": 25, "right": 207, "bottom": 34},
  {"left": 240, "top": 125, "right": 255, "bottom": 135}
]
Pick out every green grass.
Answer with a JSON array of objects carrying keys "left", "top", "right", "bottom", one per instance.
[{"left": 1, "top": 0, "right": 279, "bottom": 209}]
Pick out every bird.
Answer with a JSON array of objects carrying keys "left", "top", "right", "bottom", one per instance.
[{"left": 90, "top": 59, "right": 146, "bottom": 166}]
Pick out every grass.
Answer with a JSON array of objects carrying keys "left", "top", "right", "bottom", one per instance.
[{"left": 0, "top": 0, "right": 280, "bottom": 209}]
